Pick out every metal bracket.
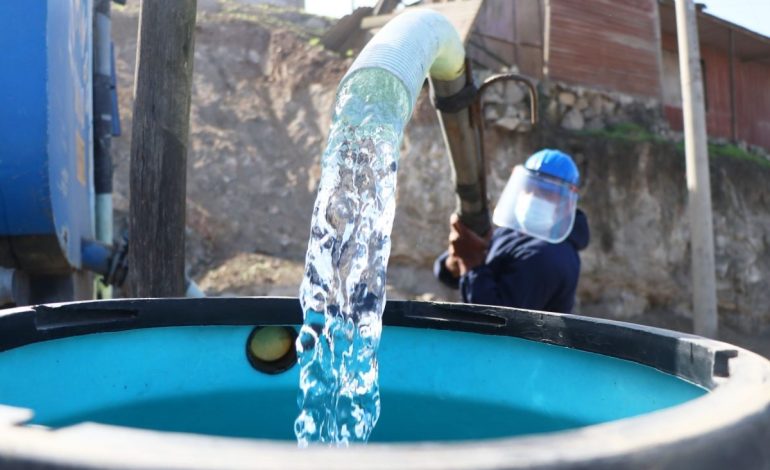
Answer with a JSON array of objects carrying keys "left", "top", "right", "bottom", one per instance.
[
  {"left": 471, "top": 73, "right": 539, "bottom": 185},
  {"left": 475, "top": 73, "right": 539, "bottom": 126}
]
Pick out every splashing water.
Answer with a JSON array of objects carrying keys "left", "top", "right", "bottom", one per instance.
[{"left": 295, "top": 69, "right": 412, "bottom": 446}]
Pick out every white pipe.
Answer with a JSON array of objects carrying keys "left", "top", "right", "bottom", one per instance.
[
  {"left": 340, "top": 9, "right": 466, "bottom": 114},
  {"left": 0, "top": 267, "right": 27, "bottom": 305},
  {"left": 94, "top": 194, "right": 113, "bottom": 299},
  {"left": 95, "top": 194, "right": 113, "bottom": 244}
]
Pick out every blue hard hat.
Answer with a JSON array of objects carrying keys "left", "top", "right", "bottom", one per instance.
[{"left": 524, "top": 149, "right": 579, "bottom": 186}]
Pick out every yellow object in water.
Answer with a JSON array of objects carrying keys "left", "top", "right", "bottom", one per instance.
[{"left": 248, "top": 326, "right": 293, "bottom": 363}]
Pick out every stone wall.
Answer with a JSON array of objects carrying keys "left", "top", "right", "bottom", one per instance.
[
  {"left": 477, "top": 68, "right": 663, "bottom": 135},
  {"left": 476, "top": 67, "right": 770, "bottom": 161}
]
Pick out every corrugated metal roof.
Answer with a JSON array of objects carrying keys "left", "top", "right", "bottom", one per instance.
[{"left": 658, "top": 1, "right": 770, "bottom": 64}]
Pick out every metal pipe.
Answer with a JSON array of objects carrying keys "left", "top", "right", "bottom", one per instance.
[
  {"left": 0, "top": 267, "right": 29, "bottom": 306},
  {"left": 81, "top": 239, "right": 113, "bottom": 277},
  {"left": 80, "top": 238, "right": 204, "bottom": 298},
  {"left": 431, "top": 69, "right": 539, "bottom": 237},
  {"left": 431, "top": 68, "right": 490, "bottom": 236},
  {"left": 477, "top": 73, "right": 538, "bottom": 125}
]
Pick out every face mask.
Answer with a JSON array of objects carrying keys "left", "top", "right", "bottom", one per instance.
[{"left": 514, "top": 193, "right": 556, "bottom": 235}]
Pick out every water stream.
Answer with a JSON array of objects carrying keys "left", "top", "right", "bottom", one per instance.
[{"left": 295, "top": 69, "right": 412, "bottom": 446}]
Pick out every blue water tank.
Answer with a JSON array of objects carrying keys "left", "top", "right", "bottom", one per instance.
[{"left": 0, "top": 0, "right": 94, "bottom": 272}]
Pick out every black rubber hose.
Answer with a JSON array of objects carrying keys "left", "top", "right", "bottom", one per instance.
[{"left": 93, "top": 0, "right": 113, "bottom": 196}]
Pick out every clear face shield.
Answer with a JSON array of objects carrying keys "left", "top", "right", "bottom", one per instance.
[{"left": 492, "top": 165, "right": 578, "bottom": 243}]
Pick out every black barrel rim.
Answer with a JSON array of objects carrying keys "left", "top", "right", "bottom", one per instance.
[{"left": 0, "top": 297, "right": 767, "bottom": 469}]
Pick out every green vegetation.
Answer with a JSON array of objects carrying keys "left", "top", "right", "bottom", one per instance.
[
  {"left": 582, "top": 122, "right": 770, "bottom": 168},
  {"left": 580, "top": 122, "right": 664, "bottom": 144},
  {"left": 687, "top": 141, "right": 770, "bottom": 168}
]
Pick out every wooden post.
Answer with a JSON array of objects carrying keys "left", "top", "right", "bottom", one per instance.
[
  {"left": 674, "top": 0, "right": 718, "bottom": 338},
  {"left": 129, "top": 1, "right": 197, "bottom": 297}
]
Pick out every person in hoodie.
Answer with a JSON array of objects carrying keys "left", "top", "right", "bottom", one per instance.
[{"left": 434, "top": 149, "right": 590, "bottom": 313}]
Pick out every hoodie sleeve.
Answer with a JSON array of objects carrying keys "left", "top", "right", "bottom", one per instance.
[
  {"left": 433, "top": 250, "right": 460, "bottom": 290},
  {"left": 459, "top": 250, "right": 564, "bottom": 310}
]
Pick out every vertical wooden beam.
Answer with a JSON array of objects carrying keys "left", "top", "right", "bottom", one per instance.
[
  {"left": 129, "top": 1, "right": 197, "bottom": 297},
  {"left": 674, "top": 0, "right": 718, "bottom": 338},
  {"left": 728, "top": 28, "right": 737, "bottom": 141}
]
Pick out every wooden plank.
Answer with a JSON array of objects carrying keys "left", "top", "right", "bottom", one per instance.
[
  {"left": 467, "top": 35, "right": 516, "bottom": 69},
  {"left": 517, "top": 44, "right": 544, "bottom": 78},
  {"left": 128, "top": 0, "right": 197, "bottom": 297},
  {"left": 475, "top": 0, "right": 515, "bottom": 43},
  {"left": 321, "top": 7, "right": 374, "bottom": 52},
  {"left": 515, "top": 0, "right": 543, "bottom": 46},
  {"left": 361, "top": 0, "right": 483, "bottom": 44}
]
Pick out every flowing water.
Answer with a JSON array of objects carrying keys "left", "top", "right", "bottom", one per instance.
[{"left": 295, "top": 69, "right": 412, "bottom": 446}]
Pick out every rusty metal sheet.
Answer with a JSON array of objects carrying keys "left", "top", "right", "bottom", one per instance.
[
  {"left": 548, "top": 0, "right": 661, "bottom": 97},
  {"left": 662, "top": 29, "right": 770, "bottom": 150},
  {"left": 736, "top": 61, "right": 770, "bottom": 149}
]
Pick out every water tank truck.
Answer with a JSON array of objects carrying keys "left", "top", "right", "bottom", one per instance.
[
  {"left": 0, "top": 0, "right": 122, "bottom": 305},
  {"left": 0, "top": 0, "right": 200, "bottom": 305}
]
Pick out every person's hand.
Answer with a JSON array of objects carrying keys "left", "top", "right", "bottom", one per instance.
[
  {"left": 444, "top": 252, "right": 462, "bottom": 278},
  {"left": 447, "top": 213, "right": 492, "bottom": 276}
]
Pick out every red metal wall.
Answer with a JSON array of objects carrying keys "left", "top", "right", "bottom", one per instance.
[
  {"left": 736, "top": 61, "right": 770, "bottom": 149},
  {"left": 547, "top": 0, "right": 662, "bottom": 97},
  {"left": 661, "top": 32, "right": 770, "bottom": 150}
]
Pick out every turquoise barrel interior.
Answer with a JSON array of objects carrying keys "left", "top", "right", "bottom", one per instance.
[{"left": 0, "top": 323, "right": 705, "bottom": 442}]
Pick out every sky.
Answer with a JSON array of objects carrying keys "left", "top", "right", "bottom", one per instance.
[
  {"left": 700, "top": 0, "right": 770, "bottom": 37},
  {"left": 304, "top": 0, "right": 378, "bottom": 19},
  {"left": 304, "top": 0, "right": 770, "bottom": 38}
]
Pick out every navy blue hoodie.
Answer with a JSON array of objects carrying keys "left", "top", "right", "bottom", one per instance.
[{"left": 434, "top": 210, "right": 590, "bottom": 313}]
